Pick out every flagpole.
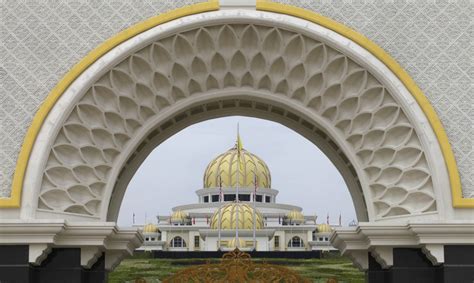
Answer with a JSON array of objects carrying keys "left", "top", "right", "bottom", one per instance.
[
  {"left": 253, "top": 173, "right": 257, "bottom": 250},
  {"left": 235, "top": 124, "right": 241, "bottom": 248},
  {"left": 218, "top": 175, "right": 222, "bottom": 250}
]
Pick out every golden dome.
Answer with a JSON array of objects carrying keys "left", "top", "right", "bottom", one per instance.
[
  {"left": 210, "top": 203, "right": 264, "bottom": 230},
  {"left": 142, "top": 223, "right": 159, "bottom": 233},
  {"left": 203, "top": 136, "right": 271, "bottom": 189},
  {"left": 227, "top": 237, "right": 247, "bottom": 248},
  {"left": 170, "top": 210, "right": 189, "bottom": 223},
  {"left": 317, "top": 223, "right": 333, "bottom": 233},
  {"left": 286, "top": 210, "right": 304, "bottom": 223}
]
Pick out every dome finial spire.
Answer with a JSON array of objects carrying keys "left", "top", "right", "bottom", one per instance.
[{"left": 236, "top": 123, "right": 243, "bottom": 153}]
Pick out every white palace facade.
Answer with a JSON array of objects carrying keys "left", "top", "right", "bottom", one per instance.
[{"left": 135, "top": 135, "right": 346, "bottom": 252}]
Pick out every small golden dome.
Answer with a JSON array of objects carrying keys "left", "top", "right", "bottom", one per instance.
[
  {"left": 227, "top": 237, "right": 247, "bottom": 248},
  {"left": 203, "top": 136, "right": 271, "bottom": 189},
  {"left": 170, "top": 210, "right": 189, "bottom": 223},
  {"left": 210, "top": 203, "right": 264, "bottom": 230},
  {"left": 317, "top": 223, "right": 333, "bottom": 233},
  {"left": 286, "top": 210, "right": 304, "bottom": 223},
  {"left": 143, "top": 223, "right": 159, "bottom": 233}
]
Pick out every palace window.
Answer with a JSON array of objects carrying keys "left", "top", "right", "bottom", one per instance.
[
  {"left": 274, "top": 236, "right": 280, "bottom": 248},
  {"left": 239, "top": 194, "right": 250, "bottom": 201},
  {"left": 212, "top": 195, "right": 219, "bottom": 202},
  {"left": 194, "top": 236, "right": 200, "bottom": 248},
  {"left": 203, "top": 196, "right": 209, "bottom": 203},
  {"left": 170, "top": 236, "right": 187, "bottom": 247},
  {"left": 265, "top": 196, "right": 271, "bottom": 203},
  {"left": 288, "top": 236, "right": 304, "bottom": 248},
  {"left": 255, "top": 195, "right": 263, "bottom": 202},
  {"left": 224, "top": 194, "right": 236, "bottom": 201}
]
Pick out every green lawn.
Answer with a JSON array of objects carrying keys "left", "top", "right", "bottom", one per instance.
[{"left": 109, "top": 253, "right": 365, "bottom": 283}]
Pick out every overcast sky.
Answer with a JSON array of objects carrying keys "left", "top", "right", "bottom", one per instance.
[{"left": 117, "top": 116, "right": 356, "bottom": 226}]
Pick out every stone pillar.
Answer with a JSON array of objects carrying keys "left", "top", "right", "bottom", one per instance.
[
  {"left": 0, "top": 245, "right": 32, "bottom": 282},
  {"left": 443, "top": 245, "right": 474, "bottom": 282},
  {"left": 0, "top": 221, "right": 143, "bottom": 283},
  {"left": 332, "top": 223, "right": 474, "bottom": 283}
]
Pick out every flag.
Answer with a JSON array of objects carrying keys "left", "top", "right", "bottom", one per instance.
[
  {"left": 133, "top": 212, "right": 135, "bottom": 224},
  {"left": 327, "top": 213, "right": 329, "bottom": 224},
  {"left": 339, "top": 213, "right": 342, "bottom": 226},
  {"left": 192, "top": 217, "right": 195, "bottom": 225}
]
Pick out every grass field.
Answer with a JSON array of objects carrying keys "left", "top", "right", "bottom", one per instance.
[{"left": 109, "top": 253, "right": 365, "bottom": 282}]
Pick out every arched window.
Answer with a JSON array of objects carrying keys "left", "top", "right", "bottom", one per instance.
[
  {"left": 170, "top": 236, "right": 187, "bottom": 247},
  {"left": 288, "top": 236, "right": 304, "bottom": 248}
]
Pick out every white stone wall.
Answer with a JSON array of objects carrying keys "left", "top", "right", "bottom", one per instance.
[
  {"left": 0, "top": 0, "right": 204, "bottom": 197},
  {"left": 0, "top": 0, "right": 472, "bottom": 198}
]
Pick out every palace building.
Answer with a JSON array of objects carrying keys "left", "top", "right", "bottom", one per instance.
[{"left": 135, "top": 135, "right": 343, "bottom": 252}]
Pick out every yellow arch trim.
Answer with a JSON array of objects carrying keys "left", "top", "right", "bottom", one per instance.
[
  {"left": 3, "top": 0, "right": 470, "bottom": 208},
  {"left": 0, "top": 1, "right": 219, "bottom": 208},
  {"left": 257, "top": 0, "right": 470, "bottom": 207}
]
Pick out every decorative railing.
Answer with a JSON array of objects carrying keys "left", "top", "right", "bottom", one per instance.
[{"left": 162, "top": 248, "right": 310, "bottom": 282}]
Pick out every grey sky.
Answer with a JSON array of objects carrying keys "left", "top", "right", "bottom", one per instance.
[{"left": 118, "top": 116, "right": 356, "bottom": 226}]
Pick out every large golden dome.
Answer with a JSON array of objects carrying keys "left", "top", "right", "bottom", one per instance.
[
  {"left": 203, "top": 136, "right": 271, "bottom": 189},
  {"left": 210, "top": 203, "right": 264, "bottom": 230}
]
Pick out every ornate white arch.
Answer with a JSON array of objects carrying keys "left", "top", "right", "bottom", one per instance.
[{"left": 17, "top": 9, "right": 454, "bottom": 227}]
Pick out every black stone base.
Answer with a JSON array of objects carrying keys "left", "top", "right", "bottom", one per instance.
[
  {"left": 367, "top": 246, "right": 474, "bottom": 283},
  {"left": 0, "top": 246, "right": 107, "bottom": 283}
]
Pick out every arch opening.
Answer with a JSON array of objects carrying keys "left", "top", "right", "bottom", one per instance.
[
  {"left": 110, "top": 97, "right": 365, "bottom": 224},
  {"left": 116, "top": 115, "right": 358, "bottom": 226}
]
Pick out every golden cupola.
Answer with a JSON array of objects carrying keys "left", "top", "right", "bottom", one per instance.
[
  {"left": 210, "top": 203, "right": 264, "bottom": 230},
  {"left": 286, "top": 210, "right": 304, "bottom": 224},
  {"left": 170, "top": 210, "right": 189, "bottom": 224},
  {"left": 203, "top": 133, "right": 271, "bottom": 189},
  {"left": 142, "top": 223, "right": 159, "bottom": 233},
  {"left": 317, "top": 223, "right": 333, "bottom": 233},
  {"left": 227, "top": 237, "right": 247, "bottom": 248}
]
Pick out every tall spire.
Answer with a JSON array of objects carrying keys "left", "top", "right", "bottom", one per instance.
[{"left": 236, "top": 123, "right": 243, "bottom": 153}]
